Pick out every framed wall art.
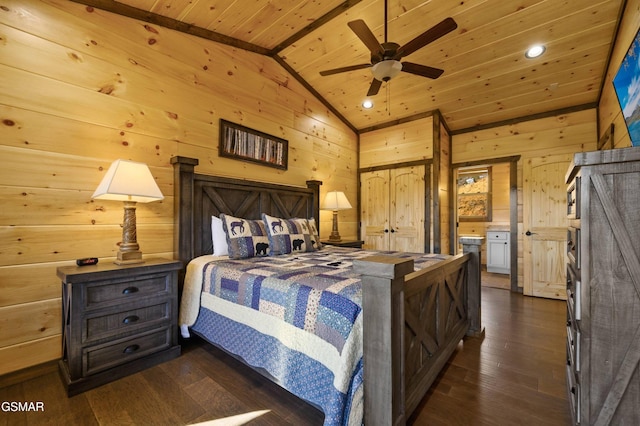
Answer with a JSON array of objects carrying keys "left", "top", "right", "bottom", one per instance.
[
  {"left": 219, "top": 119, "right": 288, "bottom": 170},
  {"left": 612, "top": 26, "right": 640, "bottom": 147},
  {"left": 457, "top": 167, "right": 492, "bottom": 222}
]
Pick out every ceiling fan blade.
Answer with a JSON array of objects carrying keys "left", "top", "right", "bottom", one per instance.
[
  {"left": 348, "top": 20, "right": 385, "bottom": 56},
  {"left": 394, "top": 17, "right": 457, "bottom": 59},
  {"left": 401, "top": 62, "right": 444, "bottom": 79},
  {"left": 319, "top": 63, "right": 372, "bottom": 76},
  {"left": 367, "top": 78, "right": 382, "bottom": 96}
]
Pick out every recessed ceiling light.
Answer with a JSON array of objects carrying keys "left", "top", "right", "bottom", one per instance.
[
  {"left": 525, "top": 44, "right": 546, "bottom": 59},
  {"left": 362, "top": 99, "right": 373, "bottom": 109}
]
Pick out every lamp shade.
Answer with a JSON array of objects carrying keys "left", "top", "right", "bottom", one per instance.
[
  {"left": 321, "top": 191, "right": 352, "bottom": 211},
  {"left": 92, "top": 159, "right": 164, "bottom": 203}
]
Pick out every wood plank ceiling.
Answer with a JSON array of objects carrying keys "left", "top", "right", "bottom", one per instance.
[{"left": 76, "top": 0, "right": 625, "bottom": 133}]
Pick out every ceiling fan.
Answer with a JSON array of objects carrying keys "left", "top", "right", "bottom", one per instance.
[{"left": 319, "top": 2, "right": 457, "bottom": 97}]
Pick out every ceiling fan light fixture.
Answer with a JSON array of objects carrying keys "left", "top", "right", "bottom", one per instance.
[
  {"left": 362, "top": 99, "right": 374, "bottom": 109},
  {"left": 371, "top": 60, "right": 403, "bottom": 81}
]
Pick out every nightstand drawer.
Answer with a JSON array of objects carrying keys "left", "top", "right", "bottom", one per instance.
[
  {"left": 84, "top": 328, "right": 171, "bottom": 376},
  {"left": 84, "top": 274, "right": 171, "bottom": 309},
  {"left": 85, "top": 300, "right": 171, "bottom": 343}
]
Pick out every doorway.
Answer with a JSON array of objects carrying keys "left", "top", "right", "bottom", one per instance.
[{"left": 451, "top": 156, "right": 520, "bottom": 293}]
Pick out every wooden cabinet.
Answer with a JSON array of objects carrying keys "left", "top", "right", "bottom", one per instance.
[
  {"left": 565, "top": 147, "right": 640, "bottom": 425},
  {"left": 57, "top": 258, "right": 182, "bottom": 396},
  {"left": 360, "top": 165, "right": 426, "bottom": 252},
  {"left": 486, "top": 231, "right": 510, "bottom": 274}
]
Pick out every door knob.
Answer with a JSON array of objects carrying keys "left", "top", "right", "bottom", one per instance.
[{"left": 525, "top": 230, "right": 536, "bottom": 236}]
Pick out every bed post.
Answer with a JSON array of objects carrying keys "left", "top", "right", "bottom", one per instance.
[
  {"left": 353, "top": 256, "right": 414, "bottom": 426},
  {"left": 460, "top": 236, "right": 485, "bottom": 337},
  {"left": 171, "top": 156, "right": 199, "bottom": 271},
  {"left": 305, "top": 180, "right": 322, "bottom": 227}
]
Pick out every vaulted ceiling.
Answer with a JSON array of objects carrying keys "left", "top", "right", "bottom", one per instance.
[{"left": 77, "top": 0, "right": 625, "bottom": 133}]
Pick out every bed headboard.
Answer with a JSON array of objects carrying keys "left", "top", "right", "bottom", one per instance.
[{"left": 171, "top": 156, "right": 322, "bottom": 267}]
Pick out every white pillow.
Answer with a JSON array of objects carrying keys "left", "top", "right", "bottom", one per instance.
[{"left": 211, "top": 216, "right": 229, "bottom": 256}]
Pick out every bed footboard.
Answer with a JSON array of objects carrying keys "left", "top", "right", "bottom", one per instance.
[{"left": 353, "top": 237, "right": 484, "bottom": 425}]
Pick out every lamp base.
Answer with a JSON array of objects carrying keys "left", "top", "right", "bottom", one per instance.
[
  {"left": 329, "top": 210, "right": 342, "bottom": 242},
  {"left": 115, "top": 200, "right": 144, "bottom": 265},
  {"left": 115, "top": 250, "right": 144, "bottom": 265}
]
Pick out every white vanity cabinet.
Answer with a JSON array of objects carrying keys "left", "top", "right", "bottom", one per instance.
[{"left": 486, "top": 231, "right": 510, "bottom": 274}]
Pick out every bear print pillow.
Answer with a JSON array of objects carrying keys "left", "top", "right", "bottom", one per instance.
[
  {"left": 262, "top": 214, "right": 317, "bottom": 255},
  {"left": 219, "top": 213, "right": 270, "bottom": 259}
]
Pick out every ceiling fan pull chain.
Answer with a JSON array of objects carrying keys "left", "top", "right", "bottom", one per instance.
[{"left": 387, "top": 82, "right": 391, "bottom": 115}]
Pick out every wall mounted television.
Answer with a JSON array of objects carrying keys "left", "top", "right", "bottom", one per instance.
[{"left": 612, "top": 26, "right": 640, "bottom": 147}]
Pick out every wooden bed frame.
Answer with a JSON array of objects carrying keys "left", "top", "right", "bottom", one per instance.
[{"left": 171, "top": 156, "right": 484, "bottom": 425}]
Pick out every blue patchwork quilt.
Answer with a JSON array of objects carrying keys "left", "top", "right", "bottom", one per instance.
[{"left": 181, "top": 247, "right": 450, "bottom": 425}]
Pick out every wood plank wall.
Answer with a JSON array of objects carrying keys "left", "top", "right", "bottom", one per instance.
[
  {"left": 598, "top": 0, "right": 640, "bottom": 147},
  {"left": 0, "top": 0, "right": 357, "bottom": 375},
  {"left": 359, "top": 116, "right": 435, "bottom": 168},
  {"left": 452, "top": 109, "right": 597, "bottom": 289},
  {"left": 359, "top": 116, "right": 438, "bottom": 251},
  {"left": 438, "top": 119, "right": 451, "bottom": 254}
]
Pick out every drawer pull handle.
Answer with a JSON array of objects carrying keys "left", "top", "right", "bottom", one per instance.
[
  {"left": 123, "top": 344, "right": 140, "bottom": 354},
  {"left": 122, "top": 286, "right": 139, "bottom": 295},
  {"left": 123, "top": 315, "right": 139, "bottom": 324}
]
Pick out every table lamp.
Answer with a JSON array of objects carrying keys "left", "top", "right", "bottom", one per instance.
[
  {"left": 92, "top": 159, "right": 164, "bottom": 265},
  {"left": 321, "top": 191, "right": 352, "bottom": 242}
]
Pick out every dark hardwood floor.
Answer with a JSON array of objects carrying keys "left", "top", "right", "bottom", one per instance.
[{"left": 0, "top": 287, "right": 571, "bottom": 426}]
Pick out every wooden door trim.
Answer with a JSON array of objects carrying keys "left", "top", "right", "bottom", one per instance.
[
  {"left": 451, "top": 155, "right": 521, "bottom": 292},
  {"left": 358, "top": 159, "right": 432, "bottom": 174}
]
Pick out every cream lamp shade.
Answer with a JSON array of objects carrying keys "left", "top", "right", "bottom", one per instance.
[
  {"left": 321, "top": 191, "right": 352, "bottom": 211},
  {"left": 321, "top": 191, "right": 352, "bottom": 242},
  {"left": 92, "top": 159, "right": 164, "bottom": 203},
  {"left": 92, "top": 159, "right": 164, "bottom": 265}
]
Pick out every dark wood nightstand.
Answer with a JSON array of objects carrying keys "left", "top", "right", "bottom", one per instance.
[
  {"left": 57, "top": 258, "right": 182, "bottom": 396},
  {"left": 321, "top": 239, "right": 364, "bottom": 249}
]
